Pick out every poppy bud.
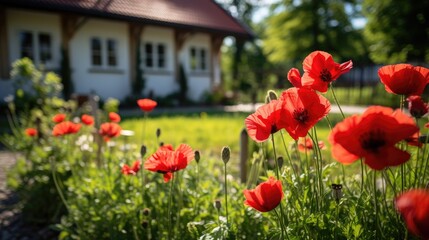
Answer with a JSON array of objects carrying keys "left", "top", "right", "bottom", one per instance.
[
  {"left": 277, "top": 156, "right": 284, "bottom": 169},
  {"left": 156, "top": 128, "right": 161, "bottom": 138},
  {"left": 221, "top": 146, "right": 230, "bottom": 164},
  {"left": 265, "top": 95, "right": 271, "bottom": 104},
  {"left": 407, "top": 95, "right": 429, "bottom": 118},
  {"left": 143, "top": 208, "right": 151, "bottom": 216},
  {"left": 140, "top": 145, "right": 147, "bottom": 158},
  {"left": 141, "top": 220, "right": 149, "bottom": 229},
  {"left": 194, "top": 150, "right": 200, "bottom": 164},
  {"left": 267, "top": 90, "right": 278, "bottom": 101},
  {"left": 331, "top": 184, "right": 343, "bottom": 203},
  {"left": 214, "top": 200, "right": 221, "bottom": 210}
]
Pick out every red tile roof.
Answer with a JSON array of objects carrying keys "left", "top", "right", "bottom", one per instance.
[{"left": 2, "top": 0, "right": 254, "bottom": 39}]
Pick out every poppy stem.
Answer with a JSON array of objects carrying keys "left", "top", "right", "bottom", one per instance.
[
  {"left": 142, "top": 112, "right": 147, "bottom": 145},
  {"left": 271, "top": 134, "right": 287, "bottom": 237},
  {"left": 224, "top": 163, "right": 229, "bottom": 226},
  {"left": 330, "top": 86, "right": 345, "bottom": 119},
  {"left": 167, "top": 176, "right": 175, "bottom": 240}
]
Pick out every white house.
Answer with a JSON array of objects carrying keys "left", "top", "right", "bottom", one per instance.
[{"left": 0, "top": 0, "right": 253, "bottom": 102}]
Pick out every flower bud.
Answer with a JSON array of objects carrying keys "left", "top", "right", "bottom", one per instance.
[
  {"left": 156, "top": 128, "right": 161, "bottom": 138},
  {"left": 267, "top": 90, "right": 278, "bottom": 101},
  {"left": 194, "top": 150, "right": 200, "bottom": 164},
  {"left": 331, "top": 183, "right": 343, "bottom": 203},
  {"left": 277, "top": 156, "right": 284, "bottom": 169},
  {"left": 141, "top": 220, "right": 149, "bottom": 229},
  {"left": 140, "top": 145, "right": 147, "bottom": 158},
  {"left": 143, "top": 208, "right": 151, "bottom": 216},
  {"left": 221, "top": 146, "right": 230, "bottom": 164},
  {"left": 214, "top": 200, "right": 221, "bottom": 210}
]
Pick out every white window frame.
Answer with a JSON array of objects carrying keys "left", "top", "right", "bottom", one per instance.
[
  {"left": 142, "top": 41, "right": 167, "bottom": 70},
  {"left": 90, "top": 37, "right": 118, "bottom": 68},
  {"left": 19, "top": 30, "right": 53, "bottom": 66},
  {"left": 189, "top": 46, "right": 208, "bottom": 72}
]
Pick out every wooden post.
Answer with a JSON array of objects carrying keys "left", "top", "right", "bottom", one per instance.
[
  {"left": 240, "top": 128, "right": 248, "bottom": 183},
  {"left": 0, "top": 6, "right": 9, "bottom": 79}
]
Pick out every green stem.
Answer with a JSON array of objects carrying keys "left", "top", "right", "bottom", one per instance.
[
  {"left": 271, "top": 134, "right": 287, "bottom": 237},
  {"left": 330, "top": 86, "right": 345, "bottom": 119},
  {"left": 50, "top": 158, "right": 70, "bottom": 211},
  {"left": 224, "top": 163, "right": 229, "bottom": 226},
  {"left": 167, "top": 176, "right": 175, "bottom": 240}
]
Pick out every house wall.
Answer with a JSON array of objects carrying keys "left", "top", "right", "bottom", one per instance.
[
  {"left": 2, "top": 9, "right": 61, "bottom": 99},
  {"left": 2, "top": 8, "right": 220, "bottom": 104},
  {"left": 70, "top": 19, "right": 130, "bottom": 101},
  {"left": 140, "top": 26, "right": 177, "bottom": 97},
  {"left": 180, "top": 34, "right": 212, "bottom": 101}
]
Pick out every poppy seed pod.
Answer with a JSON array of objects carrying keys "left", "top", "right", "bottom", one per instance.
[
  {"left": 194, "top": 150, "right": 200, "bottom": 164},
  {"left": 265, "top": 95, "right": 271, "bottom": 104},
  {"left": 221, "top": 146, "right": 230, "bottom": 164},
  {"left": 140, "top": 145, "right": 147, "bottom": 158}
]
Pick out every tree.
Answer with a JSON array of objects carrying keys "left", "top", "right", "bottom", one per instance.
[
  {"left": 263, "top": 0, "right": 366, "bottom": 68},
  {"left": 363, "top": 0, "right": 429, "bottom": 63}
]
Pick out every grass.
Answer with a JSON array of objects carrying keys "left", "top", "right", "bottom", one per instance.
[{"left": 120, "top": 111, "right": 348, "bottom": 178}]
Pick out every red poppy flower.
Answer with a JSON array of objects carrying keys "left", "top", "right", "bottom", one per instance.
[
  {"left": 279, "top": 87, "right": 331, "bottom": 140},
  {"left": 121, "top": 160, "right": 141, "bottom": 175},
  {"left": 137, "top": 99, "right": 157, "bottom": 112},
  {"left": 243, "top": 176, "right": 284, "bottom": 212},
  {"left": 99, "top": 122, "right": 122, "bottom": 141},
  {"left": 329, "top": 106, "right": 419, "bottom": 170},
  {"left": 405, "top": 132, "right": 423, "bottom": 148},
  {"left": 407, "top": 95, "right": 428, "bottom": 118},
  {"left": 109, "top": 112, "right": 121, "bottom": 123},
  {"left": 25, "top": 128, "right": 38, "bottom": 137},
  {"left": 298, "top": 137, "right": 326, "bottom": 152},
  {"left": 52, "top": 113, "right": 66, "bottom": 123},
  {"left": 287, "top": 68, "right": 303, "bottom": 88},
  {"left": 300, "top": 51, "right": 353, "bottom": 93},
  {"left": 144, "top": 144, "right": 194, "bottom": 182},
  {"left": 81, "top": 114, "right": 94, "bottom": 126},
  {"left": 245, "top": 100, "right": 289, "bottom": 142},
  {"left": 395, "top": 189, "right": 429, "bottom": 239},
  {"left": 378, "top": 64, "right": 429, "bottom": 96},
  {"left": 52, "top": 121, "right": 81, "bottom": 136}
]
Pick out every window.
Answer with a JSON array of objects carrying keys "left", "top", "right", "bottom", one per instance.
[
  {"left": 91, "top": 38, "right": 102, "bottom": 66},
  {"left": 19, "top": 31, "right": 52, "bottom": 64},
  {"left": 144, "top": 43, "right": 153, "bottom": 67},
  {"left": 157, "top": 44, "right": 165, "bottom": 68},
  {"left": 189, "top": 47, "right": 207, "bottom": 71},
  {"left": 90, "top": 38, "right": 118, "bottom": 67},
  {"left": 107, "top": 39, "right": 117, "bottom": 67},
  {"left": 143, "top": 42, "right": 166, "bottom": 69},
  {"left": 38, "top": 33, "right": 52, "bottom": 63}
]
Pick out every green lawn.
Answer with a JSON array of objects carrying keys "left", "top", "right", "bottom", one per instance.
[{"left": 120, "top": 112, "right": 347, "bottom": 177}]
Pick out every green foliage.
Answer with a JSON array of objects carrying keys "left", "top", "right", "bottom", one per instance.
[
  {"left": 263, "top": 0, "right": 367, "bottom": 66},
  {"left": 178, "top": 64, "right": 188, "bottom": 105},
  {"left": 133, "top": 41, "right": 145, "bottom": 95},
  {"left": 103, "top": 98, "right": 120, "bottom": 113},
  {"left": 60, "top": 48, "right": 74, "bottom": 99},
  {"left": 363, "top": 0, "right": 429, "bottom": 63}
]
